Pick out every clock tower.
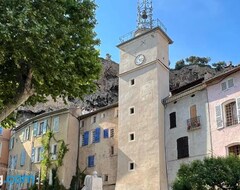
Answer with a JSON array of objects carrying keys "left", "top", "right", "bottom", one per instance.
[{"left": 115, "top": 0, "right": 173, "bottom": 190}]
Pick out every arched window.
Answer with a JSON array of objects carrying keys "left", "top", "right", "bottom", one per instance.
[{"left": 228, "top": 145, "right": 240, "bottom": 156}]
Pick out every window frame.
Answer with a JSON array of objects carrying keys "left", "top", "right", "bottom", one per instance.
[
  {"left": 177, "top": 136, "right": 189, "bottom": 159},
  {"left": 169, "top": 112, "right": 176, "bottom": 129}
]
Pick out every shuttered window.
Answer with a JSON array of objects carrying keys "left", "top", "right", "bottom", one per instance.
[
  {"left": 236, "top": 97, "right": 240, "bottom": 123},
  {"left": 88, "top": 155, "right": 95, "bottom": 167},
  {"left": 103, "top": 129, "right": 109, "bottom": 138},
  {"left": 169, "top": 112, "right": 176, "bottom": 129},
  {"left": 42, "top": 120, "right": 47, "bottom": 134},
  {"left": 94, "top": 128, "right": 101, "bottom": 143},
  {"left": 53, "top": 117, "right": 59, "bottom": 132},
  {"left": 83, "top": 131, "right": 89, "bottom": 146},
  {"left": 20, "top": 149, "right": 26, "bottom": 166},
  {"left": 177, "top": 136, "right": 189, "bottom": 159},
  {"left": 33, "top": 122, "right": 38, "bottom": 137}
]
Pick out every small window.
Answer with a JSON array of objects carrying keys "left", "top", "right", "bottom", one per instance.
[
  {"left": 130, "top": 79, "right": 135, "bottom": 86},
  {"left": 130, "top": 107, "right": 135, "bottom": 115},
  {"left": 110, "top": 129, "right": 114, "bottom": 138},
  {"left": 229, "top": 145, "right": 240, "bottom": 156},
  {"left": 221, "top": 78, "right": 234, "bottom": 91},
  {"left": 114, "top": 108, "right": 118, "bottom": 118},
  {"left": 101, "top": 113, "right": 106, "bottom": 118},
  {"left": 177, "top": 136, "right": 189, "bottom": 159},
  {"left": 228, "top": 78, "right": 234, "bottom": 88},
  {"left": 129, "top": 133, "right": 135, "bottom": 142},
  {"left": 104, "top": 175, "right": 108, "bottom": 182},
  {"left": 53, "top": 117, "right": 59, "bottom": 132},
  {"left": 88, "top": 155, "right": 95, "bottom": 167},
  {"left": 221, "top": 82, "right": 227, "bottom": 91},
  {"left": 110, "top": 146, "right": 114, "bottom": 155},
  {"left": 169, "top": 112, "right": 176, "bottom": 129},
  {"left": 52, "top": 144, "right": 57, "bottom": 155},
  {"left": 129, "top": 162, "right": 135, "bottom": 171},
  {"left": 92, "top": 116, "right": 97, "bottom": 124}
]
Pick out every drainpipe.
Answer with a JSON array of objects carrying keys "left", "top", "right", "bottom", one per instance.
[{"left": 206, "top": 87, "right": 213, "bottom": 157}]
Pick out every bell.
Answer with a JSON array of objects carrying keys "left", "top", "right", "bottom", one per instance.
[{"left": 141, "top": 10, "right": 148, "bottom": 19}]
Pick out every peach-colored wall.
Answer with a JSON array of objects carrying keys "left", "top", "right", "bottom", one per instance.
[
  {"left": 207, "top": 71, "right": 240, "bottom": 156},
  {"left": 0, "top": 128, "right": 11, "bottom": 168}
]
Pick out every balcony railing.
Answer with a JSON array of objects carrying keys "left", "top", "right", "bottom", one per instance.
[{"left": 187, "top": 116, "right": 201, "bottom": 131}]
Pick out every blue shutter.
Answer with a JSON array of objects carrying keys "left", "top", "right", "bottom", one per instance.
[
  {"left": 20, "top": 150, "right": 26, "bottom": 166},
  {"left": 42, "top": 120, "right": 47, "bottom": 134},
  {"left": 0, "top": 127, "right": 3, "bottom": 135},
  {"left": 103, "top": 129, "right": 109, "bottom": 138},
  {"left": 94, "top": 128, "right": 101, "bottom": 143},
  {"left": 88, "top": 155, "right": 94, "bottom": 167},
  {"left": 33, "top": 122, "right": 38, "bottom": 137},
  {"left": 31, "top": 148, "right": 35, "bottom": 162},
  {"left": 83, "top": 131, "right": 89, "bottom": 146}
]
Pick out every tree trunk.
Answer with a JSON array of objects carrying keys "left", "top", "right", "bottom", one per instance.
[{"left": 0, "top": 70, "right": 34, "bottom": 123}]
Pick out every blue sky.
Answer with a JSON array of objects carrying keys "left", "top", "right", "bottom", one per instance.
[{"left": 95, "top": 0, "right": 240, "bottom": 68}]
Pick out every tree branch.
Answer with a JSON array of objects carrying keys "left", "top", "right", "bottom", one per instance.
[{"left": 0, "top": 69, "right": 34, "bottom": 123}]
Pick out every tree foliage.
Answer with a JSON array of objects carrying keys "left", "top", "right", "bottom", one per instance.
[
  {"left": 212, "top": 61, "right": 227, "bottom": 71},
  {"left": 175, "top": 59, "right": 185, "bottom": 70},
  {"left": 0, "top": 0, "right": 101, "bottom": 126},
  {"left": 185, "top": 56, "right": 211, "bottom": 65},
  {"left": 173, "top": 156, "right": 240, "bottom": 190}
]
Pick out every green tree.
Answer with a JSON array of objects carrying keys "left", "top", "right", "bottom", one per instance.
[
  {"left": 0, "top": 0, "right": 101, "bottom": 126},
  {"left": 173, "top": 156, "right": 240, "bottom": 190},
  {"left": 175, "top": 59, "right": 185, "bottom": 70},
  {"left": 212, "top": 61, "right": 227, "bottom": 71},
  {"left": 185, "top": 56, "right": 211, "bottom": 65}
]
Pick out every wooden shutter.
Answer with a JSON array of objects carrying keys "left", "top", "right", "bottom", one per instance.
[
  {"left": 83, "top": 131, "right": 89, "bottom": 146},
  {"left": 236, "top": 97, "right": 240, "bottom": 123},
  {"left": 190, "top": 105, "right": 197, "bottom": 119},
  {"left": 170, "top": 112, "right": 176, "bottom": 129},
  {"left": 177, "top": 137, "right": 189, "bottom": 159},
  {"left": 103, "top": 129, "right": 109, "bottom": 138},
  {"left": 215, "top": 105, "right": 223, "bottom": 128},
  {"left": 94, "top": 128, "right": 101, "bottom": 143},
  {"left": 33, "top": 122, "right": 38, "bottom": 137},
  {"left": 42, "top": 120, "right": 47, "bottom": 134}
]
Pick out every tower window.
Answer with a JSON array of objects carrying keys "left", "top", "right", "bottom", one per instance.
[
  {"left": 104, "top": 175, "right": 108, "bottom": 182},
  {"left": 130, "top": 107, "right": 135, "bottom": 115},
  {"left": 130, "top": 79, "right": 135, "bottom": 86},
  {"left": 129, "top": 162, "right": 135, "bottom": 171},
  {"left": 129, "top": 132, "right": 135, "bottom": 142}
]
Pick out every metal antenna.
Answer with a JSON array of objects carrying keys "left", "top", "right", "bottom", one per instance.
[{"left": 137, "top": 0, "right": 153, "bottom": 30}]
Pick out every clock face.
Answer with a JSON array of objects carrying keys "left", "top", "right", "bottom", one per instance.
[{"left": 135, "top": 54, "right": 145, "bottom": 65}]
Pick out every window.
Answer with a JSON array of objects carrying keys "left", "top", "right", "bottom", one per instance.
[
  {"left": 221, "top": 78, "right": 234, "bottom": 91},
  {"left": 35, "top": 147, "right": 43, "bottom": 163},
  {"left": 88, "top": 155, "right": 95, "bottom": 167},
  {"left": 0, "top": 127, "right": 3, "bottom": 135},
  {"left": 24, "top": 127, "right": 30, "bottom": 141},
  {"left": 129, "top": 132, "right": 135, "bottom": 142},
  {"left": 83, "top": 131, "right": 89, "bottom": 146},
  {"left": 110, "top": 146, "right": 114, "bottom": 155},
  {"left": 110, "top": 129, "right": 114, "bottom": 138},
  {"left": 94, "top": 128, "right": 101, "bottom": 143},
  {"left": 114, "top": 108, "right": 118, "bottom": 118},
  {"left": 38, "top": 122, "right": 44, "bottom": 135},
  {"left": 130, "top": 107, "right": 135, "bottom": 115},
  {"left": 169, "top": 112, "right": 176, "bottom": 129},
  {"left": 216, "top": 98, "right": 240, "bottom": 128},
  {"left": 190, "top": 105, "right": 197, "bottom": 119},
  {"left": 130, "top": 79, "right": 135, "bottom": 86},
  {"left": 101, "top": 113, "right": 106, "bottom": 118},
  {"left": 92, "top": 116, "right": 97, "bottom": 124},
  {"left": 229, "top": 145, "right": 240, "bottom": 156},
  {"left": 33, "top": 120, "right": 47, "bottom": 136},
  {"left": 177, "top": 136, "right": 189, "bottom": 159},
  {"left": 104, "top": 175, "right": 108, "bottom": 182},
  {"left": 52, "top": 144, "right": 57, "bottom": 155},
  {"left": 53, "top": 117, "right": 59, "bottom": 132},
  {"left": 129, "top": 162, "right": 135, "bottom": 171},
  {"left": 20, "top": 149, "right": 26, "bottom": 166},
  {"left": 225, "top": 102, "right": 238, "bottom": 126},
  {"left": 103, "top": 129, "right": 109, "bottom": 138}
]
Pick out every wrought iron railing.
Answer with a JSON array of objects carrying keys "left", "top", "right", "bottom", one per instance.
[
  {"left": 187, "top": 116, "right": 201, "bottom": 131},
  {"left": 119, "top": 19, "right": 167, "bottom": 43}
]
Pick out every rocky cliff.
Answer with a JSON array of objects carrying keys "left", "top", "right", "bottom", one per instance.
[{"left": 16, "top": 58, "right": 234, "bottom": 124}]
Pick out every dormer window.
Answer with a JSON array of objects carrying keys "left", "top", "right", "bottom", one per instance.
[{"left": 221, "top": 78, "right": 234, "bottom": 91}]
